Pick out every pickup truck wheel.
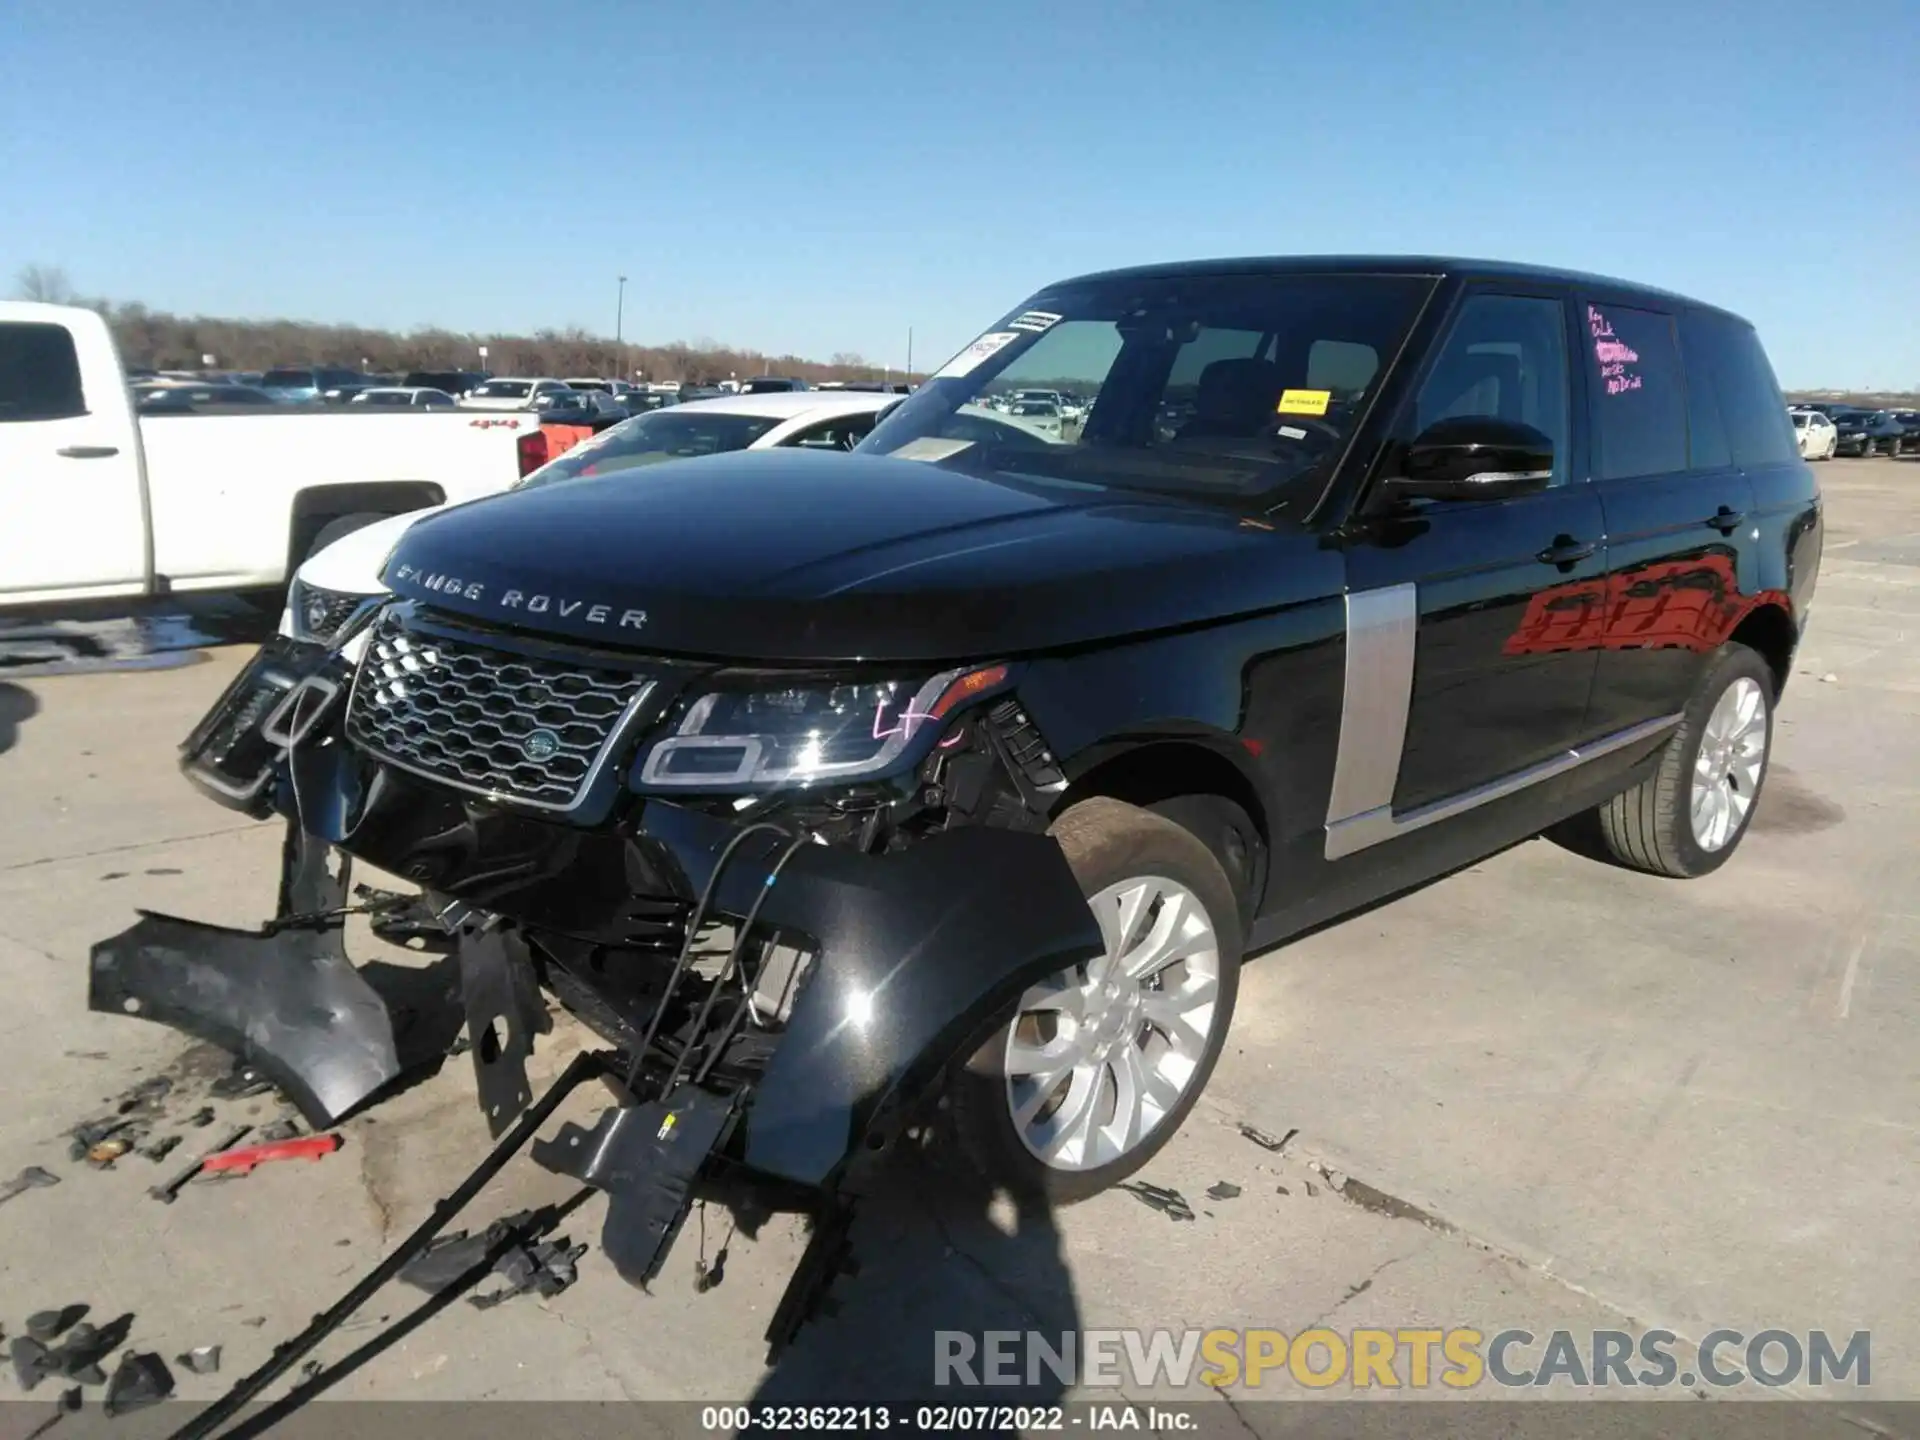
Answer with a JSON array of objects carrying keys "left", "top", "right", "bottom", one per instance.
[
  {"left": 949, "top": 797, "right": 1242, "bottom": 1202},
  {"left": 1590, "top": 644, "right": 1774, "bottom": 878}
]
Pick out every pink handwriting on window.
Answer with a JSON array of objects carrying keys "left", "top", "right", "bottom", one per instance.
[{"left": 1588, "top": 306, "right": 1645, "bottom": 398}]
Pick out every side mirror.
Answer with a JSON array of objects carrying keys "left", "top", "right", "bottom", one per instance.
[{"left": 1392, "top": 416, "right": 1554, "bottom": 501}]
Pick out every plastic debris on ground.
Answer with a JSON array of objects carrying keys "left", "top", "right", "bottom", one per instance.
[
  {"left": 1117, "top": 1181, "right": 1195, "bottom": 1222},
  {"left": 398, "top": 1209, "right": 588, "bottom": 1307},
  {"left": 104, "top": 1351, "right": 173, "bottom": 1415},
  {"left": 1206, "top": 1181, "right": 1242, "bottom": 1201}
]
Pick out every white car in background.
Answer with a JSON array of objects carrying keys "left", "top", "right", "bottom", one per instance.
[
  {"left": 282, "top": 390, "right": 898, "bottom": 647},
  {"left": 350, "top": 386, "right": 458, "bottom": 409},
  {"left": 1791, "top": 407, "right": 1837, "bottom": 461},
  {"left": 459, "top": 377, "right": 571, "bottom": 412},
  {"left": 1003, "top": 398, "right": 1065, "bottom": 440}
]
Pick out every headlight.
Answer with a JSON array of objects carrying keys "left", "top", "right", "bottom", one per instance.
[
  {"left": 634, "top": 664, "right": 1010, "bottom": 790},
  {"left": 288, "top": 578, "right": 382, "bottom": 647}
]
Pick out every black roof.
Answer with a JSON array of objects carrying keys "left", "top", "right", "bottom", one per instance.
[{"left": 1050, "top": 255, "right": 1747, "bottom": 326}]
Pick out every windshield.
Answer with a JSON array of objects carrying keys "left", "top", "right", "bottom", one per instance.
[
  {"left": 359, "top": 391, "right": 413, "bottom": 406},
  {"left": 474, "top": 380, "right": 534, "bottom": 398},
  {"left": 261, "top": 369, "right": 314, "bottom": 388},
  {"left": 858, "top": 272, "right": 1434, "bottom": 502},
  {"left": 515, "top": 409, "right": 784, "bottom": 489},
  {"left": 1791, "top": 412, "right": 1809, "bottom": 427}
]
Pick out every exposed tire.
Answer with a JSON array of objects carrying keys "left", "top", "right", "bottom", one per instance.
[
  {"left": 1589, "top": 644, "right": 1774, "bottom": 878},
  {"left": 949, "top": 797, "right": 1243, "bottom": 1203}
]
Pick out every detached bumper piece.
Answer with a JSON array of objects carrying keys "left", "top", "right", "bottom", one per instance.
[
  {"left": 531, "top": 1089, "right": 735, "bottom": 1288},
  {"left": 86, "top": 824, "right": 403, "bottom": 1129}
]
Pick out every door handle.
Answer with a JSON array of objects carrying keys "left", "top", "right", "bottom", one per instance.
[
  {"left": 57, "top": 445, "right": 120, "bottom": 459},
  {"left": 1535, "top": 536, "right": 1597, "bottom": 568},
  {"left": 1705, "top": 506, "right": 1746, "bottom": 534}
]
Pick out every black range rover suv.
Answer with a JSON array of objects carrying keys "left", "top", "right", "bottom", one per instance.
[{"left": 126, "top": 257, "right": 1819, "bottom": 1323}]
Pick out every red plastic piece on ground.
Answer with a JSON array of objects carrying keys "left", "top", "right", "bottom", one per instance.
[{"left": 202, "top": 1133, "right": 343, "bottom": 1175}]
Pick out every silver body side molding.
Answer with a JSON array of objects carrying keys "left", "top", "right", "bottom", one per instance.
[{"left": 1323, "top": 583, "right": 1681, "bottom": 861}]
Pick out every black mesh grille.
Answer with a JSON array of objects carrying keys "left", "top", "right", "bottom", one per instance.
[
  {"left": 291, "top": 581, "right": 370, "bottom": 644},
  {"left": 345, "top": 611, "right": 654, "bottom": 810}
]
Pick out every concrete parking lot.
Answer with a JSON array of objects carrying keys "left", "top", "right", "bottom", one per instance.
[{"left": 0, "top": 459, "right": 1914, "bottom": 1427}]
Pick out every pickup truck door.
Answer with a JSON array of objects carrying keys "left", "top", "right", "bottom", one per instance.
[
  {"left": 1334, "top": 288, "right": 1607, "bottom": 853},
  {"left": 0, "top": 309, "right": 148, "bottom": 603}
]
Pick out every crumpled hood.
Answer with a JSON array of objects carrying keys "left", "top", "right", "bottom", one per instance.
[{"left": 381, "top": 449, "right": 1338, "bottom": 661}]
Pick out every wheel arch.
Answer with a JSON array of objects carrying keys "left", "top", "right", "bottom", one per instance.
[
  {"left": 1728, "top": 600, "right": 1797, "bottom": 699},
  {"left": 1053, "top": 737, "right": 1271, "bottom": 921},
  {"left": 286, "top": 482, "right": 445, "bottom": 577}
]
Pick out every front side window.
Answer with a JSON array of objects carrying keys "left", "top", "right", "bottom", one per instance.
[
  {"left": 860, "top": 272, "right": 1435, "bottom": 505},
  {"left": 0, "top": 322, "right": 87, "bottom": 421},
  {"left": 1584, "top": 303, "right": 1687, "bottom": 479},
  {"left": 1412, "top": 292, "right": 1571, "bottom": 485},
  {"left": 516, "top": 409, "right": 783, "bottom": 488}
]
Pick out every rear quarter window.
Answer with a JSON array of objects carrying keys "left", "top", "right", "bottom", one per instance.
[
  {"left": 0, "top": 322, "right": 88, "bottom": 421},
  {"left": 1683, "top": 312, "right": 1799, "bottom": 468}
]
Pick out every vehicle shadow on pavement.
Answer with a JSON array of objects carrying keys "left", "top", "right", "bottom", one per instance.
[
  {"left": 0, "top": 682, "right": 39, "bottom": 755},
  {"left": 744, "top": 1144, "right": 1079, "bottom": 1418}
]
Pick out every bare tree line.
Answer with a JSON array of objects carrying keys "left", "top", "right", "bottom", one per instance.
[{"left": 13, "top": 265, "right": 918, "bottom": 386}]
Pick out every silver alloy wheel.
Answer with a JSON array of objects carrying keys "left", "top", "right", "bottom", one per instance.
[
  {"left": 1690, "top": 676, "right": 1768, "bottom": 851},
  {"left": 1004, "top": 875, "right": 1221, "bottom": 1172}
]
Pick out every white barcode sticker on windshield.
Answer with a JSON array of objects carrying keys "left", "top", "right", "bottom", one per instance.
[
  {"left": 1277, "top": 425, "right": 1308, "bottom": 440},
  {"left": 1007, "top": 310, "right": 1062, "bottom": 333},
  {"left": 935, "top": 331, "right": 1021, "bottom": 379}
]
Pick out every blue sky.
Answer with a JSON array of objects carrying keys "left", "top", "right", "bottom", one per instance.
[{"left": 3, "top": 0, "right": 1915, "bottom": 387}]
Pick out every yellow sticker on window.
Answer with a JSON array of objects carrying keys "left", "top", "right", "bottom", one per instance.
[{"left": 1277, "top": 388, "right": 1331, "bottom": 417}]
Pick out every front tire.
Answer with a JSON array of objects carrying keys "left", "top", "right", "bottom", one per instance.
[
  {"left": 949, "top": 797, "right": 1242, "bottom": 1202},
  {"left": 1589, "top": 645, "right": 1774, "bottom": 878}
]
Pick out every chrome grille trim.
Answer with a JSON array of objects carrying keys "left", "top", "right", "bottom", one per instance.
[{"left": 344, "top": 609, "right": 656, "bottom": 813}]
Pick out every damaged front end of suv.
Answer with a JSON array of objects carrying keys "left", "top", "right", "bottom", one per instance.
[{"left": 91, "top": 597, "right": 1106, "bottom": 1346}]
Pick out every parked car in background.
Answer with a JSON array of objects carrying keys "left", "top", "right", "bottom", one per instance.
[
  {"left": 564, "top": 377, "right": 638, "bottom": 399},
  {"left": 258, "top": 366, "right": 367, "bottom": 403},
  {"left": 1835, "top": 410, "right": 1905, "bottom": 457},
  {"left": 350, "top": 387, "right": 459, "bottom": 409},
  {"left": 742, "top": 376, "right": 812, "bottom": 394},
  {"left": 1790, "top": 407, "right": 1837, "bottom": 460},
  {"left": 460, "top": 377, "right": 571, "bottom": 412},
  {"left": 273, "top": 389, "right": 899, "bottom": 632},
  {"left": 0, "top": 301, "right": 547, "bottom": 610},
  {"left": 320, "top": 379, "right": 381, "bottom": 405},
  {"left": 133, "top": 382, "right": 279, "bottom": 412},
  {"left": 534, "top": 389, "right": 627, "bottom": 429},
  {"left": 402, "top": 370, "right": 487, "bottom": 398},
  {"left": 1889, "top": 410, "right": 1920, "bottom": 453},
  {"left": 1005, "top": 397, "right": 1066, "bottom": 439}
]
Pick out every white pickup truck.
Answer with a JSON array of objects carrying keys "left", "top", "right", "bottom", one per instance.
[{"left": 0, "top": 302, "right": 547, "bottom": 611}]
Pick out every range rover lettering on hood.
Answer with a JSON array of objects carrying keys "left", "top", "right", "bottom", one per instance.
[{"left": 390, "top": 563, "right": 648, "bottom": 630}]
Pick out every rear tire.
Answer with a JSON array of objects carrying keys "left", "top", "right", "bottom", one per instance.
[
  {"left": 949, "top": 797, "right": 1242, "bottom": 1203},
  {"left": 1589, "top": 645, "right": 1774, "bottom": 878}
]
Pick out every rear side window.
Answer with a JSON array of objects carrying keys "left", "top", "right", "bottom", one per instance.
[
  {"left": 0, "top": 322, "right": 88, "bottom": 422},
  {"left": 1585, "top": 303, "right": 1686, "bottom": 479},
  {"left": 1683, "top": 312, "right": 1798, "bottom": 467},
  {"left": 1676, "top": 317, "right": 1733, "bottom": 470}
]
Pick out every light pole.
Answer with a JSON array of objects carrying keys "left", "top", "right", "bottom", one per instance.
[{"left": 615, "top": 275, "right": 628, "bottom": 380}]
